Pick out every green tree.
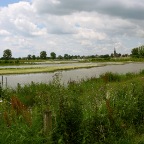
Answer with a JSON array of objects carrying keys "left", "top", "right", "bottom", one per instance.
[
  {"left": 131, "top": 46, "right": 144, "bottom": 58},
  {"left": 40, "top": 51, "right": 47, "bottom": 59},
  {"left": 57, "top": 55, "right": 63, "bottom": 59},
  {"left": 50, "top": 52, "right": 56, "bottom": 59},
  {"left": 131, "top": 48, "right": 139, "bottom": 57},
  {"left": 3, "top": 49, "right": 12, "bottom": 59},
  {"left": 64, "top": 54, "right": 70, "bottom": 59},
  {"left": 139, "top": 45, "right": 144, "bottom": 57},
  {"left": 32, "top": 55, "right": 36, "bottom": 60},
  {"left": 27, "top": 54, "right": 32, "bottom": 60}
]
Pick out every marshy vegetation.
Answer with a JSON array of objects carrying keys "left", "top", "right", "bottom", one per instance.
[{"left": 0, "top": 71, "right": 144, "bottom": 143}]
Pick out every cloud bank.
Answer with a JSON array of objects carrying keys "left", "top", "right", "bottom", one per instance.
[{"left": 0, "top": 0, "right": 144, "bottom": 57}]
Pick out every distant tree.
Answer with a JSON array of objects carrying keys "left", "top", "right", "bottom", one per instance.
[
  {"left": 57, "top": 55, "right": 63, "bottom": 59},
  {"left": 131, "top": 48, "right": 139, "bottom": 57},
  {"left": 139, "top": 45, "right": 144, "bottom": 57},
  {"left": 32, "top": 55, "right": 36, "bottom": 60},
  {"left": 40, "top": 51, "right": 47, "bottom": 59},
  {"left": 27, "top": 54, "right": 32, "bottom": 60},
  {"left": 3, "top": 49, "right": 12, "bottom": 60},
  {"left": 36, "top": 56, "right": 40, "bottom": 59},
  {"left": 64, "top": 54, "right": 70, "bottom": 59},
  {"left": 50, "top": 52, "right": 56, "bottom": 59},
  {"left": 90, "top": 55, "right": 96, "bottom": 58},
  {"left": 100, "top": 54, "right": 110, "bottom": 58},
  {"left": 118, "top": 53, "right": 121, "bottom": 57}
]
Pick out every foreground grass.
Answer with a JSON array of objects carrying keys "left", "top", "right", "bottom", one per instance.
[{"left": 0, "top": 71, "right": 144, "bottom": 143}]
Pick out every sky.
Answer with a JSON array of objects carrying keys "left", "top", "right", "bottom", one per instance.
[{"left": 0, "top": 0, "right": 144, "bottom": 58}]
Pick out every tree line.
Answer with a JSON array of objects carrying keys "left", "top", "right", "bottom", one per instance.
[
  {"left": 1, "top": 49, "right": 112, "bottom": 60},
  {"left": 1, "top": 46, "right": 144, "bottom": 60},
  {"left": 131, "top": 45, "right": 144, "bottom": 58},
  {"left": 1, "top": 49, "right": 82, "bottom": 60}
]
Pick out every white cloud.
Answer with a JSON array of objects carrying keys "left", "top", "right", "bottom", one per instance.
[
  {"left": 0, "top": 0, "right": 144, "bottom": 57},
  {"left": 76, "top": 28, "right": 107, "bottom": 40},
  {"left": 0, "top": 29, "right": 10, "bottom": 36}
]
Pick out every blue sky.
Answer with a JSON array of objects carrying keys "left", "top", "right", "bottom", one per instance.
[
  {"left": 0, "top": 0, "right": 21, "bottom": 6},
  {"left": 0, "top": 0, "right": 144, "bottom": 58}
]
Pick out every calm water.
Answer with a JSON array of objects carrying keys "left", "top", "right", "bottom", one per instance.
[{"left": 1, "top": 62, "right": 144, "bottom": 88}]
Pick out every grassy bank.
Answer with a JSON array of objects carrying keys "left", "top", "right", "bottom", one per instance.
[
  {"left": 0, "top": 60, "right": 46, "bottom": 66},
  {"left": 0, "top": 71, "right": 144, "bottom": 143},
  {"left": 0, "top": 63, "right": 107, "bottom": 75},
  {"left": 0, "top": 59, "right": 82, "bottom": 66},
  {"left": 87, "top": 57, "right": 144, "bottom": 62},
  {"left": 0, "top": 58, "right": 144, "bottom": 66}
]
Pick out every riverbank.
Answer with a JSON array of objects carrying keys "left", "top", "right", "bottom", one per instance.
[
  {"left": 0, "top": 71, "right": 144, "bottom": 143},
  {"left": 0, "top": 57, "right": 144, "bottom": 66}
]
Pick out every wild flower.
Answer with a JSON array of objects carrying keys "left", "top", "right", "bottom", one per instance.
[{"left": 10, "top": 96, "right": 32, "bottom": 126}]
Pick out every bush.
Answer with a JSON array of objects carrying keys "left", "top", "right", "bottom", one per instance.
[
  {"left": 52, "top": 96, "right": 83, "bottom": 144},
  {"left": 100, "top": 72, "right": 121, "bottom": 82}
]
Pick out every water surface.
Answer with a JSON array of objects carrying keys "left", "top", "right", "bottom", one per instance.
[{"left": 1, "top": 62, "right": 144, "bottom": 88}]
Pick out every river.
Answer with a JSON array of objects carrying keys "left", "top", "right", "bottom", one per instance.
[{"left": 0, "top": 62, "right": 144, "bottom": 88}]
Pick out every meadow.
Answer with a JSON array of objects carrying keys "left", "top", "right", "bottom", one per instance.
[{"left": 0, "top": 71, "right": 144, "bottom": 144}]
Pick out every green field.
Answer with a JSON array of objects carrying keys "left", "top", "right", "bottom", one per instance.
[{"left": 0, "top": 71, "right": 144, "bottom": 143}]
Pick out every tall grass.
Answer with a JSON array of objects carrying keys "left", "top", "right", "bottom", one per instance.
[{"left": 0, "top": 71, "right": 144, "bottom": 143}]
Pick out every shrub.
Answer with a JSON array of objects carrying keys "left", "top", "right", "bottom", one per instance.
[
  {"left": 100, "top": 72, "right": 121, "bottom": 82},
  {"left": 52, "top": 96, "right": 83, "bottom": 144}
]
